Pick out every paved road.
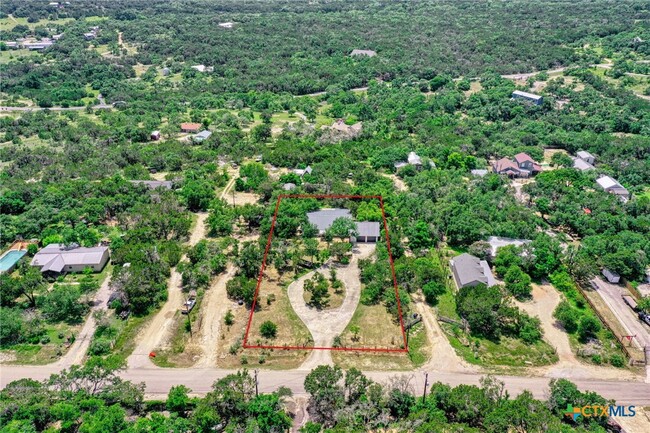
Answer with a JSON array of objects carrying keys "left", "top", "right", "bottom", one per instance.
[
  {"left": 2, "top": 363, "right": 650, "bottom": 405},
  {"left": 591, "top": 277, "right": 650, "bottom": 350}
]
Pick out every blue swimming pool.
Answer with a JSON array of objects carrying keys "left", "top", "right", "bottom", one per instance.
[{"left": 0, "top": 250, "right": 27, "bottom": 273}]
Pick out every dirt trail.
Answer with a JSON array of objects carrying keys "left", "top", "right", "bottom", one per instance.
[
  {"left": 128, "top": 212, "right": 207, "bottom": 368},
  {"left": 55, "top": 273, "right": 113, "bottom": 367},
  {"left": 191, "top": 265, "right": 236, "bottom": 367},
  {"left": 415, "top": 295, "right": 477, "bottom": 373},
  {"left": 293, "top": 244, "right": 375, "bottom": 370}
]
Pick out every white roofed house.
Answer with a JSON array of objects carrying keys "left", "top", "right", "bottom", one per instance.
[
  {"left": 293, "top": 166, "right": 312, "bottom": 177},
  {"left": 596, "top": 175, "right": 630, "bottom": 202},
  {"left": 31, "top": 244, "right": 109, "bottom": 274},
  {"left": 511, "top": 90, "right": 543, "bottom": 105},
  {"left": 572, "top": 157, "right": 594, "bottom": 171},
  {"left": 350, "top": 49, "right": 376, "bottom": 57},
  {"left": 394, "top": 151, "right": 423, "bottom": 170},
  {"left": 576, "top": 151, "right": 596, "bottom": 165}
]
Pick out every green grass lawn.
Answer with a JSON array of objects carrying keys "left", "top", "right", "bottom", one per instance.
[
  {"left": 0, "top": 49, "right": 40, "bottom": 64},
  {"left": 0, "top": 16, "right": 74, "bottom": 31}
]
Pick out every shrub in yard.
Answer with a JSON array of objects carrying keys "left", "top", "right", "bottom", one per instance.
[
  {"left": 578, "top": 316, "right": 601, "bottom": 342},
  {"left": 553, "top": 301, "right": 579, "bottom": 334},
  {"left": 591, "top": 354, "right": 602, "bottom": 365},
  {"left": 89, "top": 338, "right": 111, "bottom": 355},
  {"left": 610, "top": 354, "right": 625, "bottom": 368},
  {"left": 40, "top": 335, "right": 50, "bottom": 344},
  {"left": 224, "top": 310, "right": 234, "bottom": 326},
  {"left": 260, "top": 321, "right": 278, "bottom": 339}
]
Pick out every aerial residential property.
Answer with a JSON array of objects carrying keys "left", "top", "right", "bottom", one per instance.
[
  {"left": 450, "top": 253, "right": 496, "bottom": 289},
  {"left": 30, "top": 244, "right": 110, "bottom": 274},
  {"left": 2, "top": 1, "right": 649, "bottom": 431},
  {"left": 492, "top": 152, "right": 541, "bottom": 177},
  {"left": 511, "top": 90, "right": 543, "bottom": 105}
]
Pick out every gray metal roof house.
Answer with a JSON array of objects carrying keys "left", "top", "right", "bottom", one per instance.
[
  {"left": 31, "top": 244, "right": 109, "bottom": 274},
  {"left": 596, "top": 175, "right": 630, "bottom": 202},
  {"left": 306, "top": 209, "right": 380, "bottom": 242},
  {"left": 307, "top": 209, "right": 352, "bottom": 234},
  {"left": 130, "top": 180, "right": 173, "bottom": 190},
  {"left": 193, "top": 130, "right": 212, "bottom": 142},
  {"left": 450, "top": 253, "right": 496, "bottom": 289}
]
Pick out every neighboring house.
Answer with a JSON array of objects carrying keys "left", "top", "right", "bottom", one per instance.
[
  {"left": 572, "top": 157, "right": 595, "bottom": 171},
  {"left": 181, "top": 123, "right": 202, "bottom": 133},
  {"left": 486, "top": 236, "right": 531, "bottom": 258},
  {"left": 283, "top": 183, "right": 296, "bottom": 191},
  {"left": 512, "top": 90, "right": 543, "bottom": 105},
  {"left": 218, "top": 22, "right": 234, "bottom": 28},
  {"left": 150, "top": 130, "right": 161, "bottom": 141},
  {"left": 329, "top": 119, "right": 363, "bottom": 134},
  {"left": 350, "top": 49, "right": 376, "bottom": 57},
  {"left": 602, "top": 268, "right": 621, "bottom": 284},
  {"left": 129, "top": 180, "right": 173, "bottom": 190},
  {"left": 450, "top": 253, "right": 496, "bottom": 289},
  {"left": 492, "top": 153, "right": 541, "bottom": 178},
  {"left": 305, "top": 209, "right": 379, "bottom": 242},
  {"left": 576, "top": 150, "right": 596, "bottom": 165},
  {"left": 470, "top": 169, "right": 489, "bottom": 177},
  {"left": 354, "top": 222, "right": 381, "bottom": 243},
  {"left": 31, "top": 244, "right": 109, "bottom": 274},
  {"left": 596, "top": 175, "right": 630, "bottom": 202},
  {"left": 192, "top": 65, "right": 214, "bottom": 73},
  {"left": 293, "top": 166, "right": 312, "bottom": 177},
  {"left": 161, "top": 67, "right": 170, "bottom": 76},
  {"left": 193, "top": 130, "right": 212, "bottom": 142},
  {"left": 394, "top": 152, "right": 423, "bottom": 169}
]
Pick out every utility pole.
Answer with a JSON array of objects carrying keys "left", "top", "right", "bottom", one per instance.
[
  {"left": 254, "top": 369, "right": 259, "bottom": 397},
  {"left": 422, "top": 372, "right": 429, "bottom": 404}
]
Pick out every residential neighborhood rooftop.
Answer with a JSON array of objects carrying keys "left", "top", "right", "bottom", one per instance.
[
  {"left": 306, "top": 209, "right": 352, "bottom": 232},
  {"left": 31, "top": 244, "right": 109, "bottom": 274}
]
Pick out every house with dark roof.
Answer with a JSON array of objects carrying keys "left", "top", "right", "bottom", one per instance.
[
  {"left": 493, "top": 153, "right": 541, "bottom": 178},
  {"left": 450, "top": 253, "right": 496, "bottom": 289},
  {"left": 31, "top": 244, "right": 109, "bottom": 274},
  {"left": 602, "top": 268, "right": 621, "bottom": 284}
]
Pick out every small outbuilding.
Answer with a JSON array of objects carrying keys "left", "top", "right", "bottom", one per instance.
[
  {"left": 602, "top": 268, "right": 621, "bottom": 284},
  {"left": 130, "top": 180, "right": 173, "bottom": 190},
  {"left": 150, "top": 130, "right": 161, "bottom": 141},
  {"left": 283, "top": 183, "right": 296, "bottom": 191},
  {"left": 193, "top": 130, "right": 212, "bottom": 143},
  {"left": 355, "top": 222, "right": 381, "bottom": 243},
  {"left": 576, "top": 150, "right": 596, "bottom": 165}
]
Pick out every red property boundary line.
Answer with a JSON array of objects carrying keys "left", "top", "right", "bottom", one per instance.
[{"left": 243, "top": 194, "right": 408, "bottom": 353}]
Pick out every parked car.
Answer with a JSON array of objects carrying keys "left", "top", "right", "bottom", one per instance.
[
  {"left": 181, "top": 299, "right": 196, "bottom": 314},
  {"left": 639, "top": 311, "right": 650, "bottom": 327}
]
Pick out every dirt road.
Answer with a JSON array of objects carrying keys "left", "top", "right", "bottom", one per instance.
[
  {"left": 192, "top": 264, "right": 237, "bottom": 367},
  {"left": 55, "top": 272, "right": 113, "bottom": 367},
  {"left": 289, "top": 244, "right": 375, "bottom": 369},
  {"left": 128, "top": 212, "right": 208, "bottom": 368},
  {"left": 414, "top": 295, "right": 477, "bottom": 373}
]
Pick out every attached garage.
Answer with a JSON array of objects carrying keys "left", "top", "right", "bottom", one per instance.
[{"left": 355, "top": 222, "right": 381, "bottom": 243}]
